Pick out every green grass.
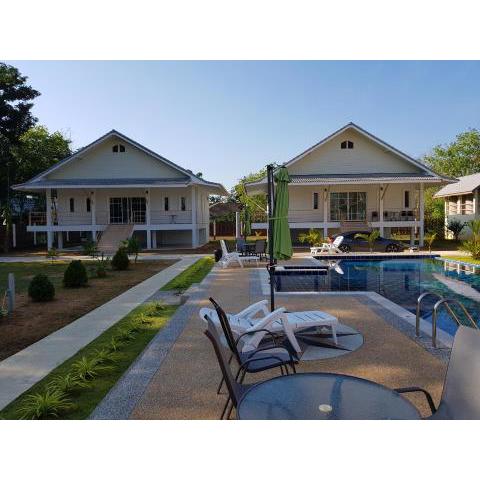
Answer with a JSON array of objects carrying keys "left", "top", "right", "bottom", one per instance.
[
  {"left": 441, "top": 255, "right": 480, "bottom": 265},
  {"left": 431, "top": 239, "right": 462, "bottom": 251},
  {"left": 0, "top": 302, "right": 177, "bottom": 419},
  {"left": 161, "top": 256, "right": 214, "bottom": 292}
]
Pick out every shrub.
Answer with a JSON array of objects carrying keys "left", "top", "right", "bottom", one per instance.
[
  {"left": 28, "top": 274, "right": 55, "bottom": 302},
  {"left": 122, "top": 237, "right": 141, "bottom": 263},
  {"left": 63, "top": 260, "right": 88, "bottom": 288},
  {"left": 298, "top": 229, "right": 324, "bottom": 247},
  {"left": 111, "top": 247, "right": 130, "bottom": 270},
  {"left": 71, "top": 356, "right": 113, "bottom": 381},
  {"left": 47, "top": 373, "right": 88, "bottom": 393},
  {"left": 424, "top": 232, "right": 437, "bottom": 253},
  {"left": 461, "top": 220, "right": 480, "bottom": 259},
  {"left": 96, "top": 265, "right": 107, "bottom": 278},
  {"left": 82, "top": 240, "right": 98, "bottom": 257},
  {"left": 17, "top": 390, "right": 73, "bottom": 419}
]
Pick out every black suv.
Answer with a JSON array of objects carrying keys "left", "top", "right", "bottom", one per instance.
[{"left": 334, "top": 231, "right": 406, "bottom": 253}]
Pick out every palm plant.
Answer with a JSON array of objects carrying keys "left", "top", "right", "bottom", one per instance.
[
  {"left": 122, "top": 237, "right": 141, "bottom": 263},
  {"left": 447, "top": 220, "right": 465, "bottom": 241},
  {"left": 298, "top": 229, "right": 324, "bottom": 247},
  {"left": 354, "top": 230, "right": 380, "bottom": 252},
  {"left": 461, "top": 220, "right": 480, "bottom": 259},
  {"left": 424, "top": 232, "right": 437, "bottom": 253}
]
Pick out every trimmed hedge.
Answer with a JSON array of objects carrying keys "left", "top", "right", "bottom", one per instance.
[
  {"left": 63, "top": 260, "right": 88, "bottom": 288},
  {"left": 28, "top": 274, "right": 55, "bottom": 302}
]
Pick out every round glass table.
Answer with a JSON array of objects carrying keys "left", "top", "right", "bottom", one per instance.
[{"left": 237, "top": 373, "right": 421, "bottom": 420}]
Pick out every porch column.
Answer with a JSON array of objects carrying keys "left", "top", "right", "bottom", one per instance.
[
  {"left": 419, "top": 183, "right": 425, "bottom": 246},
  {"left": 91, "top": 190, "right": 96, "bottom": 242},
  {"left": 323, "top": 188, "right": 328, "bottom": 238},
  {"left": 379, "top": 185, "right": 384, "bottom": 236},
  {"left": 235, "top": 211, "right": 241, "bottom": 238},
  {"left": 57, "top": 232, "right": 63, "bottom": 249},
  {"left": 146, "top": 189, "right": 152, "bottom": 249},
  {"left": 46, "top": 188, "right": 53, "bottom": 250},
  {"left": 191, "top": 186, "right": 198, "bottom": 248}
]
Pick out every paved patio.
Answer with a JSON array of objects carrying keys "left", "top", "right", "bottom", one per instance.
[{"left": 93, "top": 263, "right": 447, "bottom": 419}]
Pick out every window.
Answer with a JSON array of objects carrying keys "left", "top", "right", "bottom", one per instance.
[
  {"left": 330, "top": 192, "right": 366, "bottom": 221},
  {"left": 180, "top": 196, "right": 186, "bottom": 211},
  {"left": 404, "top": 190, "right": 410, "bottom": 209},
  {"left": 341, "top": 140, "right": 354, "bottom": 149},
  {"left": 448, "top": 196, "right": 458, "bottom": 215},
  {"left": 86, "top": 198, "right": 91, "bottom": 212},
  {"left": 69, "top": 198, "right": 75, "bottom": 213},
  {"left": 460, "top": 194, "right": 474, "bottom": 215},
  {"left": 112, "top": 144, "right": 126, "bottom": 153},
  {"left": 164, "top": 197, "right": 169, "bottom": 211},
  {"left": 313, "top": 192, "right": 319, "bottom": 210}
]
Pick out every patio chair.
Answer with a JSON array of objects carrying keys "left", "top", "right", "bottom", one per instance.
[
  {"left": 310, "top": 235, "right": 344, "bottom": 255},
  {"left": 219, "top": 239, "right": 258, "bottom": 268},
  {"left": 394, "top": 326, "right": 480, "bottom": 419},
  {"left": 254, "top": 239, "right": 267, "bottom": 260},
  {"left": 200, "top": 297, "right": 338, "bottom": 355},
  {"left": 203, "top": 313, "right": 295, "bottom": 419}
]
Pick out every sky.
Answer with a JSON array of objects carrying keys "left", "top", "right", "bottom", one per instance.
[{"left": 7, "top": 60, "right": 480, "bottom": 190}]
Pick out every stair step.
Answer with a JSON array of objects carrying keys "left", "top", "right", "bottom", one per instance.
[{"left": 97, "top": 224, "right": 135, "bottom": 254}]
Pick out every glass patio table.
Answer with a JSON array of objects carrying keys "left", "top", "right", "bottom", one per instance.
[{"left": 237, "top": 373, "right": 421, "bottom": 420}]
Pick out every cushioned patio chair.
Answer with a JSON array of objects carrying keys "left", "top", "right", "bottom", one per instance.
[
  {"left": 219, "top": 239, "right": 258, "bottom": 268},
  {"left": 203, "top": 314, "right": 291, "bottom": 419},
  {"left": 395, "top": 325, "right": 480, "bottom": 419},
  {"left": 200, "top": 297, "right": 338, "bottom": 355}
]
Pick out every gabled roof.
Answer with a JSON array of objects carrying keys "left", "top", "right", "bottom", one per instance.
[
  {"left": 13, "top": 129, "right": 228, "bottom": 195},
  {"left": 435, "top": 173, "right": 480, "bottom": 198},
  {"left": 245, "top": 122, "right": 454, "bottom": 193}
]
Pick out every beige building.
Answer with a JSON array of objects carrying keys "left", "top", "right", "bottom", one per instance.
[
  {"left": 246, "top": 123, "right": 452, "bottom": 245},
  {"left": 435, "top": 173, "right": 480, "bottom": 239},
  {"left": 14, "top": 130, "right": 227, "bottom": 250}
]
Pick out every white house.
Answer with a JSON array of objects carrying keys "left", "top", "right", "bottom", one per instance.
[
  {"left": 435, "top": 173, "right": 480, "bottom": 239},
  {"left": 246, "top": 123, "right": 453, "bottom": 245},
  {"left": 13, "top": 130, "right": 227, "bottom": 250}
]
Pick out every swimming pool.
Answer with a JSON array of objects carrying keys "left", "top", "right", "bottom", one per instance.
[{"left": 274, "top": 258, "right": 480, "bottom": 336}]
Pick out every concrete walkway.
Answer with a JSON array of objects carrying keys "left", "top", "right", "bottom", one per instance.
[
  {"left": 0, "top": 253, "right": 206, "bottom": 263},
  {"left": 0, "top": 256, "right": 200, "bottom": 410}
]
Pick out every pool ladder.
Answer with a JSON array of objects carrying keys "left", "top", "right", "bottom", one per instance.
[{"left": 416, "top": 292, "right": 478, "bottom": 348}]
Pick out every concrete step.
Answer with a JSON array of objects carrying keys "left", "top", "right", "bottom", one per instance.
[{"left": 97, "top": 224, "right": 135, "bottom": 253}]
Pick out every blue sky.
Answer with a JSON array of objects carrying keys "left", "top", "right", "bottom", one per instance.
[{"left": 8, "top": 61, "right": 480, "bottom": 189}]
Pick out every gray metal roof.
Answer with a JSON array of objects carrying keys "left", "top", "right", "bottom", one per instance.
[
  {"left": 15, "top": 178, "right": 191, "bottom": 188},
  {"left": 435, "top": 173, "right": 480, "bottom": 197}
]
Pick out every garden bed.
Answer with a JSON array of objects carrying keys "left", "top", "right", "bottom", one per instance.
[
  {"left": 0, "top": 260, "right": 174, "bottom": 361},
  {"left": 0, "top": 301, "right": 177, "bottom": 419}
]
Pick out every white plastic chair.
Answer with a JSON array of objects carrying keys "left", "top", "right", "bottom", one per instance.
[
  {"left": 200, "top": 299, "right": 338, "bottom": 354},
  {"left": 311, "top": 236, "right": 344, "bottom": 255},
  {"left": 219, "top": 239, "right": 258, "bottom": 268}
]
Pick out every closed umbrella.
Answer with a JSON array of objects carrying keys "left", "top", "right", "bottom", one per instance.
[{"left": 272, "top": 166, "right": 293, "bottom": 260}]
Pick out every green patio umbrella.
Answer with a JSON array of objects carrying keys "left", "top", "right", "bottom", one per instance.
[{"left": 272, "top": 166, "right": 293, "bottom": 260}]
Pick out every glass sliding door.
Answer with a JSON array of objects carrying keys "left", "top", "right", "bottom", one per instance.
[
  {"left": 109, "top": 197, "right": 146, "bottom": 224},
  {"left": 330, "top": 192, "right": 366, "bottom": 221}
]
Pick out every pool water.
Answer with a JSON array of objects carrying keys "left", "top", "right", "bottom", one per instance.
[{"left": 274, "top": 258, "right": 480, "bottom": 336}]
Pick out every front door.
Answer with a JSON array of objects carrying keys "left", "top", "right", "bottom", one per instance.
[{"left": 109, "top": 197, "right": 146, "bottom": 224}]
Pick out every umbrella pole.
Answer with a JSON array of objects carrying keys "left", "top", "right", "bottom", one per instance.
[{"left": 267, "top": 164, "right": 275, "bottom": 311}]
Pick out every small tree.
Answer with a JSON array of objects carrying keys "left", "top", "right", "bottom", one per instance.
[
  {"left": 28, "top": 274, "right": 55, "bottom": 302},
  {"left": 461, "top": 219, "right": 480, "bottom": 259},
  {"left": 354, "top": 230, "right": 380, "bottom": 252},
  {"left": 298, "top": 229, "right": 324, "bottom": 247},
  {"left": 112, "top": 247, "right": 130, "bottom": 270},
  {"left": 122, "top": 237, "right": 141, "bottom": 263},
  {"left": 63, "top": 260, "right": 88, "bottom": 288},
  {"left": 424, "top": 232, "right": 437, "bottom": 253},
  {"left": 447, "top": 219, "right": 465, "bottom": 241}
]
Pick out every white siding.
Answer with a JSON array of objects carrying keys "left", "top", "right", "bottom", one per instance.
[
  {"left": 47, "top": 136, "right": 187, "bottom": 180},
  {"left": 287, "top": 129, "right": 422, "bottom": 176}
]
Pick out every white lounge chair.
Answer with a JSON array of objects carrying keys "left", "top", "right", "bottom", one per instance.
[
  {"left": 200, "top": 298, "right": 338, "bottom": 354},
  {"left": 219, "top": 239, "right": 258, "bottom": 268},
  {"left": 310, "top": 235, "right": 344, "bottom": 255}
]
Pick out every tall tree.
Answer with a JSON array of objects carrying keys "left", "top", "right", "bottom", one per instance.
[
  {"left": 0, "top": 63, "right": 40, "bottom": 251},
  {"left": 423, "top": 129, "right": 480, "bottom": 177}
]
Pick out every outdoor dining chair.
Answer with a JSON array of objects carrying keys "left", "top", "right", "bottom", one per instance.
[
  {"left": 254, "top": 239, "right": 267, "bottom": 260},
  {"left": 204, "top": 315, "right": 261, "bottom": 419},
  {"left": 205, "top": 297, "right": 297, "bottom": 395},
  {"left": 395, "top": 325, "right": 480, "bottom": 419}
]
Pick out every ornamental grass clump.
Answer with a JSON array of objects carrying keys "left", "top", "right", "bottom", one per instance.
[
  {"left": 47, "top": 373, "right": 89, "bottom": 393},
  {"left": 17, "top": 389, "right": 73, "bottom": 420},
  {"left": 63, "top": 260, "right": 88, "bottom": 288},
  {"left": 28, "top": 274, "right": 55, "bottom": 302}
]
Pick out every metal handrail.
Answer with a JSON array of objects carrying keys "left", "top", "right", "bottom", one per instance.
[
  {"left": 416, "top": 292, "right": 444, "bottom": 337},
  {"left": 431, "top": 298, "right": 478, "bottom": 348}
]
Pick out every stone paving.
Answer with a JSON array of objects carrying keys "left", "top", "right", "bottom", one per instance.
[
  {"left": 0, "top": 256, "right": 200, "bottom": 410},
  {"left": 93, "top": 263, "right": 448, "bottom": 420}
]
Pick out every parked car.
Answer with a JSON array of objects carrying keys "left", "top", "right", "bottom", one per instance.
[{"left": 333, "top": 231, "right": 407, "bottom": 253}]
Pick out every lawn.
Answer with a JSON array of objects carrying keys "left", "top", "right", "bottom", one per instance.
[
  {"left": 161, "top": 256, "right": 215, "bottom": 292},
  {"left": 0, "top": 302, "right": 177, "bottom": 419},
  {"left": 0, "top": 259, "right": 174, "bottom": 361},
  {"left": 441, "top": 255, "right": 480, "bottom": 265}
]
